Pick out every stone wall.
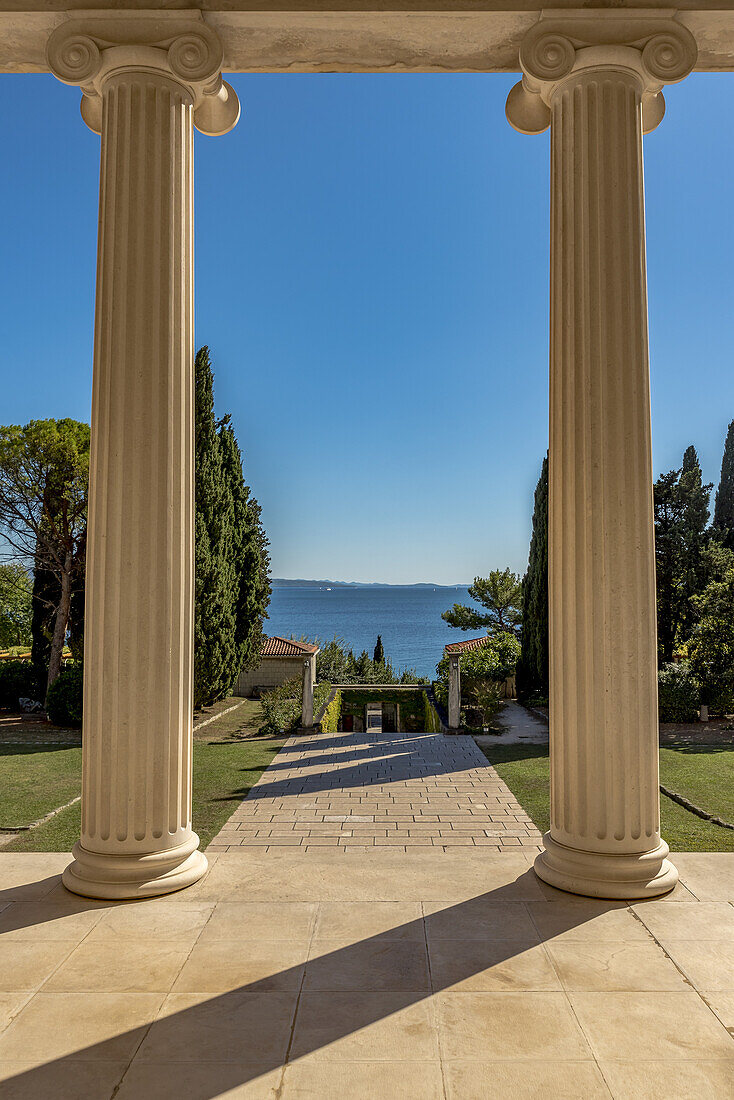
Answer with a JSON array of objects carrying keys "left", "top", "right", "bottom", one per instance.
[{"left": 235, "top": 657, "right": 305, "bottom": 697}]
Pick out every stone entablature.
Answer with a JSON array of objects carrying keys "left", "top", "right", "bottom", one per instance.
[{"left": 3, "top": 5, "right": 734, "bottom": 74}]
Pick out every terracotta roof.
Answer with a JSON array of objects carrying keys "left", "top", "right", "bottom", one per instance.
[
  {"left": 444, "top": 636, "right": 492, "bottom": 655},
  {"left": 261, "top": 635, "right": 319, "bottom": 657}
]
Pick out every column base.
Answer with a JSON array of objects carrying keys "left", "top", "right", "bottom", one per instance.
[
  {"left": 534, "top": 833, "right": 678, "bottom": 900},
  {"left": 62, "top": 834, "right": 208, "bottom": 901}
]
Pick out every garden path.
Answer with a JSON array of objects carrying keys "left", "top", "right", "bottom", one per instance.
[{"left": 208, "top": 727, "right": 543, "bottom": 853}]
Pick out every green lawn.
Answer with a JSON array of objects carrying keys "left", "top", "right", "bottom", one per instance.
[
  {"left": 0, "top": 745, "right": 82, "bottom": 830},
  {"left": 480, "top": 742, "right": 734, "bottom": 853},
  {"left": 2, "top": 706, "right": 283, "bottom": 852}
]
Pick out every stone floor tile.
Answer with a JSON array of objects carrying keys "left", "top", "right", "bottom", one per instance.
[
  {"left": 115, "top": 1061, "right": 284, "bottom": 1098},
  {"left": 0, "top": 901, "right": 105, "bottom": 941},
  {"left": 527, "top": 901, "right": 650, "bottom": 943},
  {"left": 87, "top": 901, "right": 214, "bottom": 945},
  {"left": 290, "top": 992, "right": 440, "bottom": 1061},
  {"left": 702, "top": 991, "right": 734, "bottom": 1029},
  {"left": 137, "top": 992, "right": 297, "bottom": 1064},
  {"left": 304, "top": 939, "right": 430, "bottom": 992},
  {"left": 657, "top": 940, "right": 734, "bottom": 991},
  {"left": 0, "top": 1061, "right": 128, "bottom": 1100},
  {"left": 546, "top": 942, "right": 690, "bottom": 992},
  {"left": 198, "top": 902, "right": 316, "bottom": 944},
  {"left": 0, "top": 994, "right": 31, "bottom": 1035},
  {"left": 670, "top": 853, "right": 734, "bottom": 902},
  {"left": 429, "top": 940, "right": 562, "bottom": 992},
  {"left": 569, "top": 991, "right": 734, "bottom": 1061},
  {"left": 312, "top": 902, "right": 423, "bottom": 946},
  {"left": 45, "top": 940, "right": 192, "bottom": 993},
  {"left": 423, "top": 899, "right": 539, "bottom": 942},
  {"left": 0, "top": 940, "right": 77, "bottom": 992},
  {"left": 282, "top": 1058, "right": 444, "bottom": 1098},
  {"left": 598, "top": 1060, "right": 734, "bottom": 1099},
  {"left": 172, "top": 940, "right": 307, "bottom": 994},
  {"left": 437, "top": 991, "right": 592, "bottom": 1060},
  {"left": 632, "top": 901, "right": 734, "bottom": 940},
  {"left": 444, "top": 1059, "right": 610, "bottom": 1099},
  {"left": 0, "top": 992, "right": 165, "bottom": 1063}
]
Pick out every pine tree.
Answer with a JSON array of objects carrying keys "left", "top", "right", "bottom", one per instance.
[
  {"left": 517, "top": 454, "right": 549, "bottom": 699},
  {"left": 713, "top": 420, "right": 734, "bottom": 550},
  {"left": 373, "top": 635, "right": 385, "bottom": 665},
  {"left": 194, "top": 347, "right": 235, "bottom": 707}
]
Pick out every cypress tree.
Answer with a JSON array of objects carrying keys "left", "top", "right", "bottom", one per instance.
[
  {"left": 219, "top": 418, "right": 271, "bottom": 686},
  {"left": 194, "top": 347, "right": 234, "bottom": 707},
  {"left": 518, "top": 454, "right": 549, "bottom": 699},
  {"left": 678, "top": 446, "right": 711, "bottom": 644},
  {"left": 713, "top": 420, "right": 734, "bottom": 549},
  {"left": 373, "top": 635, "right": 385, "bottom": 665}
]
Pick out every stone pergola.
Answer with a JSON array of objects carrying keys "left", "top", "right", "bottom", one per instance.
[{"left": 3, "top": 2, "right": 731, "bottom": 903}]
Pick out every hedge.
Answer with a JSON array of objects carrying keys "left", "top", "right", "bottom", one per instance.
[
  {"left": 658, "top": 662, "right": 700, "bottom": 723},
  {"left": 46, "top": 663, "right": 84, "bottom": 727},
  {"left": 0, "top": 660, "right": 39, "bottom": 709}
]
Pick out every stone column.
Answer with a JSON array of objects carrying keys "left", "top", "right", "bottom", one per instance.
[
  {"left": 448, "top": 654, "right": 461, "bottom": 731},
  {"left": 507, "top": 17, "right": 696, "bottom": 898},
  {"left": 47, "top": 17, "right": 239, "bottom": 900},
  {"left": 301, "top": 658, "right": 314, "bottom": 730}
]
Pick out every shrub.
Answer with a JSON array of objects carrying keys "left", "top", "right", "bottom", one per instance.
[
  {"left": 657, "top": 662, "right": 700, "bottom": 723},
  {"left": 0, "top": 660, "right": 38, "bottom": 709},
  {"left": 46, "top": 663, "right": 84, "bottom": 727},
  {"left": 259, "top": 677, "right": 301, "bottom": 734},
  {"left": 320, "top": 689, "right": 342, "bottom": 733}
]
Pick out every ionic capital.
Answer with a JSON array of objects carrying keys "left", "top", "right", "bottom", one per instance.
[
  {"left": 506, "top": 13, "right": 696, "bottom": 135},
  {"left": 46, "top": 14, "right": 239, "bottom": 136}
]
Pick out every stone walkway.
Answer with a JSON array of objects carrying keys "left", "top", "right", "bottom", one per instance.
[{"left": 209, "top": 728, "right": 543, "bottom": 853}]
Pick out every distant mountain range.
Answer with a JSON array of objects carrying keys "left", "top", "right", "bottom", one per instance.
[{"left": 272, "top": 579, "right": 468, "bottom": 589}]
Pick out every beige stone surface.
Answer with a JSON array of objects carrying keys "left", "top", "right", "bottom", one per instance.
[
  {"left": 0, "top": 853, "right": 732, "bottom": 1095},
  {"left": 209, "top": 727, "right": 542, "bottom": 853}
]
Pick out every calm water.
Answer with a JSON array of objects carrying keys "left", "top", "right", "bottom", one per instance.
[{"left": 266, "top": 586, "right": 478, "bottom": 679}]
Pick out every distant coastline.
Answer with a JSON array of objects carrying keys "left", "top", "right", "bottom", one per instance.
[{"left": 271, "top": 578, "right": 468, "bottom": 589}]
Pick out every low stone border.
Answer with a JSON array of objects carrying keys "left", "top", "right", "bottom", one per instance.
[
  {"left": 192, "top": 698, "right": 247, "bottom": 733},
  {"left": 0, "top": 793, "right": 81, "bottom": 834},
  {"left": 660, "top": 784, "right": 734, "bottom": 831}
]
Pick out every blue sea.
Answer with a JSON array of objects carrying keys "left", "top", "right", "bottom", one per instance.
[{"left": 265, "top": 586, "right": 478, "bottom": 679}]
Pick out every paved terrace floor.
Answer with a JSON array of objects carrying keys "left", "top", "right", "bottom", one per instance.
[
  {"left": 209, "top": 728, "right": 543, "bottom": 853},
  {"left": 0, "top": 851, "right": 733, "bottom": 1098}
]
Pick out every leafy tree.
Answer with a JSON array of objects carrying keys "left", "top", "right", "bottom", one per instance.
[
  {"left": 434, "top": 632, "right": 520, "bottom": 711},
  {"left": 713, "top": 419, "right": 734, "bottom": 550},
  {"left": 654, "top": 448, "right": 712, "bottom": 665},
  {"left": 687, "top": 557, "right": 734, "bottom": 712},
  {"left": 517, "top": 454, "right": 548, "bottom": 699},
  {"left": 442, "top": 568, "right": 523, "bottom": 637},
  {"left": 0, "top": 419, "right": 88, "bottom": 696},
  {"left": 312, "top": 635, "right": 425, "bottom": 685},
  {"left": 0, "top": 563, "right": 32, "bottom": 648},
  {"left": 373, "top": 635, "right": 385, "bottom": 665}
]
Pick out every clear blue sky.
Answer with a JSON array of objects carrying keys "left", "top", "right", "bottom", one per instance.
[{"left": 1, "top": 72, "right": 732, "bottom": 584}]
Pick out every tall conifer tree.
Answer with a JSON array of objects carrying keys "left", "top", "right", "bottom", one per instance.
[
  {"left": 194, "top": 347, "right": 271, "bottom": 706},
  {"left": 194, "top": 347, "right": 234, "bottom": 707},
  {"left": 713, "top": 420, "right": 734, "bottom": 549},
  {"left": 518, "top": 454, "right": 549, "bottom": 698},
  {"left": 219, "top": 418, "right": 271, "bottom": 682}
]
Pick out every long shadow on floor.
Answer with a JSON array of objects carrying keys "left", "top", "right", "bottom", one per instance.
[{"left": 0, "top": 868, "right": 628, "bottom": 1098}]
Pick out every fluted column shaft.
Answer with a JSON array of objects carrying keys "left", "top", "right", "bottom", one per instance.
[
  {"left": 48, "top": 18, "right": 240, "bottom": 898},
  {"left": 66, "top": 69, "right": 202, "bottom": 898},
  {"left": 507, "top": 21, "right": 696, "bottom": 897},
  {"left": 543, "top": 66, "right": 675, "bottom": 896},
  {"left": 448, "top": 655, "right": 461, "bottom": 730}
]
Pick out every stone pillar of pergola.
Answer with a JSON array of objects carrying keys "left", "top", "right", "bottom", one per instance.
[
  {"left": 301, "top": 658, "right": 315, "bottom": 730},
  {"left": 47, "top": 16, "right": 239, "bottom": 899},
  {"left": 448, "top": 654, "right": 461, "bottom": 731},
  {"left": 507, "top": 15, "right": 696, "bottom": 898}
]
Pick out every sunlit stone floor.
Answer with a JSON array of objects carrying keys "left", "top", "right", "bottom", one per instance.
[{"left": 0, "top": 851, "right": 733, "bottom": 1098}]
